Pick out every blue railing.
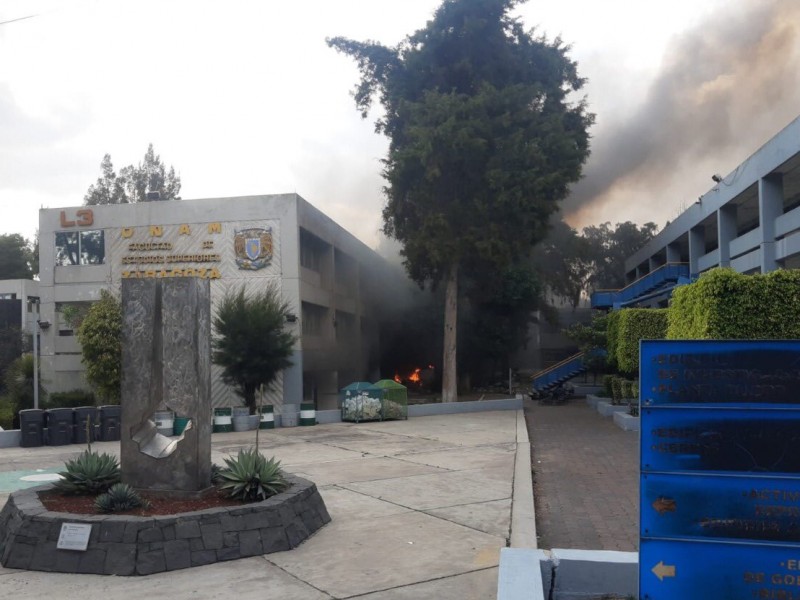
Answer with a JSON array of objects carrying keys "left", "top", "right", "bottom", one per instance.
[
  {"left": 591, "top": 263, "right": 691, "bottom": 309},
  {"left": 531, "top": 352, "right": 587, "bottom": 392}
]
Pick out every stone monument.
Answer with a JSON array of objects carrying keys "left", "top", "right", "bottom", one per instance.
[{"left": 120, "top": 278, "right": 212, "bottom": 495}]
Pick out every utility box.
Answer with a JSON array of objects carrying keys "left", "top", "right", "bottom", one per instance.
[
  {"left": 19, "top": 409, "right": 44, "bottom": 448},
  {"left": 46, "top": 408, "right": 74, "bottom": 446}
]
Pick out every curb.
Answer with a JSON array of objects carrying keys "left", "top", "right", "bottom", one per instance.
[{"left": 510, "top": 409, "right": 536, "bottom": 549}]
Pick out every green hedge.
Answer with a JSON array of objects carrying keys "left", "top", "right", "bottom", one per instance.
[
  {"left": 616, "top": 308, "right": 668, "bottom": 375},
  {"left": 45, "top": 389, "right": 97, "bottom": 409},
  {"left": 667, "top": 268, "right": 800, "bottom": 339},
  {"left": 605, "top": 310, "right": 622, "bottom": 372}
]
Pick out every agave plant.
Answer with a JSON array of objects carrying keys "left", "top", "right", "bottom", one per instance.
[
  {"left": 53, "top": 450, "right": 121, "bottom": 496},
  {"left": 216, "top": 448, "right": 288, "bottom": 502},
  {"left": 95, "top": 483, "right": 150, "bottom": 514}
]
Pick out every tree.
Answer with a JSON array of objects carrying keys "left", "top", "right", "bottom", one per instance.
[
  {"left": 329, "top": 0, "right": 593, "bottom": 401},
  {"left": 212, "top": 284, "right": 297, "bottom": 414},
  {"left": 582, "top": 221, "right": 658, "bottom": 290},
  {"left": 84, "top": 144, "right": 181, "bottom": 205},
  {"left": 0, "top": 234, "right": 34, "bottom": 279},
  {"left": 77, "top": 290, "right": 122, "bottom": 404},
  {"left": 532, "top": 219, "right": 591, "bottom": 308}
]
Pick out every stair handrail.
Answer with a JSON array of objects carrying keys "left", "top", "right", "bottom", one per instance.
[
  {"left": 591, "top": 262, "right": 689, "bottom": 294},
  {"left": 531, "top": 351, "right": 585, "bottom": 380}
]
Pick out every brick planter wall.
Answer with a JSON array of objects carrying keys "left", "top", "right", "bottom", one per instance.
[{"left": 0, "top": 474, "right": 330, "bottom": 575}]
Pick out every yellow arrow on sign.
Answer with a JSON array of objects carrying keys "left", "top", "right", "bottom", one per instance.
[
  {"left": 652, "top": 497, "right": 677, "bottom": 514},
  {"left": 652, "top": 561, "right": 676, "bottom": 581}
]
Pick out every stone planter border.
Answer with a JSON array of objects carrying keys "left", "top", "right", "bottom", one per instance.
[
  {"left": 0, "top": 474, "right": 330, "bottom": 576},
  {"left": 613, "top": 411, "right": 640, "bottom": 432},
  {"left": 596, "top": 400, "right": 629, "bottom": 417}
]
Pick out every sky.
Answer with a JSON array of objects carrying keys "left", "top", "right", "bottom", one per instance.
[{"left": 1, "top": 0, "right": 798, "bottom": 251}]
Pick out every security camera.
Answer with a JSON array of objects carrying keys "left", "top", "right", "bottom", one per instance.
[{"left": 711, "top": 174, "right": 723, "bottom": 183}]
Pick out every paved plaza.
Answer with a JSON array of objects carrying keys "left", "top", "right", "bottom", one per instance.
[
  {"left": 0, "top": 411, "right": 522, "bottom": 599},
  {"left": 525, "top": 397, "right": 639, "bottom": 551}
]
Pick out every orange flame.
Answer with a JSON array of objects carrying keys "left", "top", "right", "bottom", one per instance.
[
  {"left": 393, "top": 373, "right": 402, "bottom": 383},
  {"left": 408, "top": 368, "right": 421, "bottom": 383}
]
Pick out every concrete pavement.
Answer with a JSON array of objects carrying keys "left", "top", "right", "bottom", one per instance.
[{"left": 0, "top": 410, "right": 526, "bottom": 599}]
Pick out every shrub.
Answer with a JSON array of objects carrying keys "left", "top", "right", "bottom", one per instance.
[
  {"left": 667, "top": 268, "right": 800, "bottom": 339},
  {"left": 95, "top": 483, "right": 150, "bottom": 513},
  {"left": 620, "top": 379, "right": 633, "bottom": 399},
  {"left": 0, "top": 396, "right": 13, "bottom": 430},
  {"left": 45, "top": 389, "right": 96, "bottom": 409},
  {"left": 602, "top": 374, "right": 615, "bottom": 398},
  {"left": 217, "top": 448, "right": 289, "bottom": 502},
  {"left": 605, "top": 311, "right": 621, "bottom": 371},
  {"left": 616, "top": 308, "right": 668, "bottom": 375},
  {"left": 610, "top": 376, "right": 624, "bottom": 405},
  {"left": 53, "top": 450, "right": 120, "bottom": 496}
]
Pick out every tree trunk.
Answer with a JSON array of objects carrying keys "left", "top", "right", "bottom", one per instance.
[{"left": 442, "top": 263, "right": 458, "bottom": 403}]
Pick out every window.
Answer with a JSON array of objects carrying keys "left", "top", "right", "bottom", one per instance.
[
  {"left": 301, "top": 302, "right": 326, "bottom": 336},
  {"left": 0, "top": 293, "right": 16, "bottom": 300},
  {"left": 56, "top": 230, "right": 105, "bottom": 265}
]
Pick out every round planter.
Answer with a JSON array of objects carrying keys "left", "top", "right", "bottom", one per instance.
[
  {"left": 281, "top": 405, "right": 299, "bottom": 428},
  {"left": 173, "top": 416, "right": 191, "bottom": 436},
  {"left": 247, "top": 414, "right": 260, "bottom": 430},
  {"left": 300, "top": 403, "right": 316, "bottom": 426},
  {"left": 259, "top": 405, "right": 275, "bottom": 429},
  {"left": 153, "top": 411, "right": 174, "bottom": 437},
  {"left": 213, "top": 408, "right": 232, "bottom": 433},
  {"left": 232, "top": 406, "right": 249, "bottom": 417},
  {"left": 232, "top": 415, "right": 250, "bottom": 432}
]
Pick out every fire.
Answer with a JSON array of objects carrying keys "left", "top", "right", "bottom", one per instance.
[
  {"left": 394, "top": 373, "right": 402, "bottom": 383},
  {"left": 408, "top": 368, "right": 421, "bottom": 383}
]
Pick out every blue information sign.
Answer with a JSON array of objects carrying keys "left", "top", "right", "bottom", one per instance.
[
  {"left": 640, "top": 340, "right": 800, "bottom": 600},
  {"left": 641, "top": 538, "right": 800, "bottom": 600},
  {"left": 641, "top": 407, "right": 800, "bottom": 475},
  {"left": 642, "top": 472, "right": 800, "bottom": 543}
]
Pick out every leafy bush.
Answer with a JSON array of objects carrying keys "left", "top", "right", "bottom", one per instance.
[
  {"left": 3, "top": 354, "right": 46, "bottom": 414},
  {"left": 0, "top": 396, "right": 13, "bottom": 429},
  {"left": 616, "top": 308, "right": 668, "bottom": 375},
  {"left": 667, "top": 268, "right": 800, "bottom": 339},
  {"left": 77, "top": 290, "right": 122, "bottom": 403},
  {"left": 620, "top": 379, "right": 633, "bottom": 399},
  {"left": 610, "top": 376, "right": 624, "bottom": 405},
  {"left": 217, "top": 448, "right": 289, "bottom": 502},
  {"left": 605, "top": 311, "right": 621, "bottom": 372},
  {"left": 95, "top": 483, "right": 150, "bottom": 513},
  {"left": 601, "top": 374, "right": 614, "bottom": 398},
  {"left": 53, "top": 450, "right": 120, "bottom": 495},
  {"left": 45, "top": 389, "right": 96, "bottom": 409}
]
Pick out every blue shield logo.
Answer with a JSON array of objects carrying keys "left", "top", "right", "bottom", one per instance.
[{"left": 245, "top": 238, "right": 261, "bottom": 261}]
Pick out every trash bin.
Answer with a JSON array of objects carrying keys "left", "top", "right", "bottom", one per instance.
[
  {"left": 99, "top": 405, "right": 121, "bottom": 441},
  {"left": 46, "top": 408, "right": 74, "bottom": 446},
  {"left": 73, "top": 406, "right": 98, "bottom": 444},
  {"left": 19, "top": 409, "right": 44, "bottom": 448}
]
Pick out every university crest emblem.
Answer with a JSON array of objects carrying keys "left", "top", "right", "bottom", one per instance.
[{"left": 234, "top": 227, "right": 273, "bottom": 270}]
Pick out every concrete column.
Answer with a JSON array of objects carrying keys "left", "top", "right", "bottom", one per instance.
[
  {"left": 636, "top": 264, "right": 648, "bottom": 279},
  {"left": 666, "top": 243, "right": 681, "bottom": 263},
  {"left": 717, "top": 205, "right": 738, "bottom": 268},
  {"left": 759, "top": 174, "right": 784, "bottom": 273},
  {"left": 689, "top": 225, "right": 705, "bottom": 275},
  {"left": 649, "top": 257, "right": 660, "bottom": 272}
]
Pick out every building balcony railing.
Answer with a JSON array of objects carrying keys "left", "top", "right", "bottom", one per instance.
[{"left": 590, "top": 263, "right": 691, "bottom": 309}]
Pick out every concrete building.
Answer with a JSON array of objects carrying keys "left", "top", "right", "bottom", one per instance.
[
  {"left": 37, "top": 194, "right": 390, "bottom": 411},
  {"left": 0, "top": 279, "right": 39, "bottom": 335},
  {"left": 593, "top": 115, "right": 800, "bottom": 309}
]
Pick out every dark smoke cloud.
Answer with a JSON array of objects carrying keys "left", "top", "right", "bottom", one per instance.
[{"left": 565, "top": 0, "right": 800, "bottom": 226}]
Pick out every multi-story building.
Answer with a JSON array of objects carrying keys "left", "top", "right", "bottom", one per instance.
[
  {"left": 37, "top": 194, "right": 390, "bottom": 410},
  {"left": 593, "top": 115, "right": 800, "bottom": 309},
  {"left": 0, "top": 279, "right": 39, "bottom": 335}
]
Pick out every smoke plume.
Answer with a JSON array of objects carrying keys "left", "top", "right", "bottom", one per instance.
[{"left": 565, "top": 0, "right": 800, "bottom": 227}]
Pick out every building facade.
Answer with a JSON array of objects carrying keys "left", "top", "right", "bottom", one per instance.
[
  {"left": 37, "top": 194, "right": 387, "bottom": 410},
  {"left": 593, "top": 116, "right": 800, "bottom": 309}
]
